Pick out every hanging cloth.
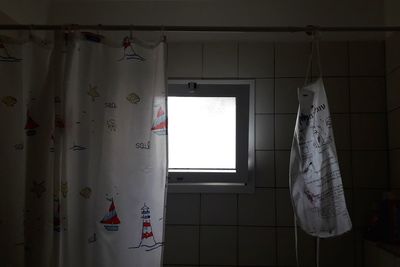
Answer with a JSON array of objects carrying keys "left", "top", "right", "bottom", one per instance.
[
  {"left": 289, "top": 37, "right": 352, "bottom": 239},
  {"left": 0, "top": 31, "right": 167, "bottom": 267}
]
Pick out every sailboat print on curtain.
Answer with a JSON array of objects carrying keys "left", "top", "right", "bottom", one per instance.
[
  {"left": 100, "top": 197, "right": 121, "bottom": 231},
  {"left": 151, "top": 106, "right": 167, "bottom": 135},
  {"left": 25, "top": 111, "right": 39, "bottom": 136}
]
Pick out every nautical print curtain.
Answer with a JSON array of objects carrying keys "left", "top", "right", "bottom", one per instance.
[{"left": 0, "top": 31, "right": 167, "bottom": 267}]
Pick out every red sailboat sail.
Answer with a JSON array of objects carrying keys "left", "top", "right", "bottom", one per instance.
[
  {"left": 100, "top": 199, "right": 121, "bottom": 225},
  {"left": 25, "top": 112, "right": 39, "bottom": 129},
  {"left": 151, "top": 107, "right": 167, "bottom": 134}
]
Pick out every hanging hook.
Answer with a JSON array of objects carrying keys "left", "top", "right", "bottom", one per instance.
[
  {"left": 160, "top": 25, "right": 167, "bottom": 42},
  {"left": 305, "top": 25, "right": 321, "bottom": 39},
  {"left": 97, "top": 24, "right": 102, "bottom": 35},
  {"left": 305, "top": 25, "right": 315, "bottom": 36},
  {"left": 28, "top": 24, "right": 34, "bottom": 41}
]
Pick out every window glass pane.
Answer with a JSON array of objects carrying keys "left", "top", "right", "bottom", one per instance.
[{"left": 168, "top": 96, "right": 236, "bottom": 171}]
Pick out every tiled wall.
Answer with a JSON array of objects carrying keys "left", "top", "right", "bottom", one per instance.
[
  {"left": 164, "top": 40, "right": 388, "bottom": 267},
  {"left": 386, "top": 33, "right": 400, "bottom": 191}
]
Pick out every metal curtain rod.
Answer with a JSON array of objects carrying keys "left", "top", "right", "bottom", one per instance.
[{"left": 1, "top": 24, "right": 400, "bottom": 32}]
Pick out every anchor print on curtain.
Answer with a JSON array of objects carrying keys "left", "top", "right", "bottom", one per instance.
[{"left": 0, "top": 31, "right": 167, "bottom": 267}]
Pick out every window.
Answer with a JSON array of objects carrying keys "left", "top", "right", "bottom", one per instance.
[{"left": 167, "top": 80, "right": 255, "bottom": 193}]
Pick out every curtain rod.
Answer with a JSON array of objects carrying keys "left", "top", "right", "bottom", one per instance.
[{"left": 1, "top": 25, "right": 400, "bottom": 32}]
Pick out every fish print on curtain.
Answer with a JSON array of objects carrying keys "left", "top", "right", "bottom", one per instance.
[{"left": 0, "top": 31, "right": 167, "bottom": 267}]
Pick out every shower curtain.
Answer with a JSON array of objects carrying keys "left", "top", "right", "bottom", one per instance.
[{"left": 0, "top": 31, "right": 167, "bottom": 267}]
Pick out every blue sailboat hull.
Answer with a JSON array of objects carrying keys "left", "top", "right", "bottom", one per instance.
[{"left": 104, "top": 225, "right": 119, "bottom": 231}]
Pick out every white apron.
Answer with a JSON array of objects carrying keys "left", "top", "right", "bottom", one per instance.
[{"left": 289, "top": 40, "right": 352, "bottom": 238}]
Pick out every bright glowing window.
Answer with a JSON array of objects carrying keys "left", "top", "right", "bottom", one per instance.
[
  {"left": 168, "top": 97, "right": 236, "bottom": 172},
  {"left": 167, "top": 80, "right": 255, "bottom": 193}
]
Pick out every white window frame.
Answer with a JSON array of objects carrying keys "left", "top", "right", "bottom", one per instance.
[{"left": 167, "top": 80, "right": 255, "bottom": 193}]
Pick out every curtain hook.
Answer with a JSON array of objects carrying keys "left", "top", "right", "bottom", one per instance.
[
  {"left": 97, "top": 24, "right": 102, "bottom": 36},
  {"left": 28, "top": 24, "right": 34, "bottom": 41},
  {"left": 305, "top": 25, "right": 314, "bottom": 36},
  {"left": 161, "top": 25, "right": 167, "bottom": 42}
]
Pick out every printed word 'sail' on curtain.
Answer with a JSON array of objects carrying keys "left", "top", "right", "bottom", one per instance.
[{"left": 0, "top": 31, "right": 167, "bottom": 267}]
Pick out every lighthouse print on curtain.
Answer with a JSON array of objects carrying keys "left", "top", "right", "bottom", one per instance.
[{"left": 0, "top": 32, "right": 167, "bottom": 267}]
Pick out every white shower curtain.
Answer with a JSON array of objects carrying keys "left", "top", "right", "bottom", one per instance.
[{"left": 0, "top": 31, "right": 167, "bottom": 267}]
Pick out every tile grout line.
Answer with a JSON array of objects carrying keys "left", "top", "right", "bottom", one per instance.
[
  {"left": 383, "top": 41, "right": 392, "bottom": 191},
  {"left": 236, "top": 193, "right": 239, "bottom": 267},
  {"left": 347, "top": 40, "right": 358, "bottom": 267},
  {"left": 201, "top": 43, "right": 204, "bottom": 79},
  {"left": 236, "top": 41, "right": 239, "bottom": 267},
  {"left": 168, "top": 75, "right": 386, "bottom": 80},
  {"left": 198, "top": 193, "right": 202, "bottom": 267},
  {"left": 273, "top": 41, "right": 279, "bottom": 267},
  {"left": 236, "top": 42, "right": 240, "bottom": 79},
  {"left": 256, "top": 111, "right": 389, "bottom": 115}
]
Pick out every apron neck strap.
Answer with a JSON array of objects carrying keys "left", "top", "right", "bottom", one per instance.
[{"left": 304, "top": 32, "right": 323, "bottom": 86}]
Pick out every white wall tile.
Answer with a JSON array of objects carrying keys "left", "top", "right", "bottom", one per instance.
[
  {"left": 352, "top": 150, "right": 388, "bottom": 188},
  {"left": 389, "top": 109, "right": 400, "bottom": 149},
  {"left": 166, "top": 194, "right": 200, "bottom": 225},
  {"left": 320, "top": 232, "right": 355, "bottom": 267},
  {"left": 238, "top": 43, "right": 274, "bottom": 78},
  {"left": 354, "top": 189, "right": 384, "bottom": 227},
  {"left": 256, "top": 114, "right": 274, "bottom": 150},
  {"left": 350, "top": 77, "right": 386, "bottom": 112},
  {"left": 238, "top": 227, "right": 276, "bottom": 266},
  {"left": 275, "top": 78, "right": 303, "bottom": 113},
  {"left": 332, "top": 114, "right": 351, "bottom": 150},
  {"left": 275, "top": 114, "right": 296, "bottom": 150},
  {"left": 345, "top": 189, "right": 354, "bottom": 220},
  {"left": 364, "top": 240, "right": 379, "bottom": 267},
  {"left": 355, "top": 229, "right": 365, "bottom": 267},
  {"left": 238, "top": 188, "right": 275, "bottom": 226},
  {"left": 275, "top": 42, "right": 310, "bottom": 78},
  {"left": 276, "top": 188, "right": 293, "bottom": 226},
  {"left": 256, "top": 79, "right": 274, "bottom": 113},
  {"left": 387, "top": 68, "right": 400, "bottom": 111},
  {"left": 324, "top": 78, "right": 350, "bottom": 113},
  {"left": 201, "top": 194, "right": 237, "bottom": 225},
  {"left": 167, "top": 43, "right": 202, "bottom": 78},
  {"left": 276, "top": 227, "right": 316, "bottom": 266},
  {"left": 378, "top": 249, "right": 396, "bottom": 267},
  {"left": 351, "top": 114, "right": 387, "bottom": 150},
  {"left": 338, "top": 150, "right": 353, "bottom": 188},
  {"left": 390, "top": 149, "right": 400, "bottom": 189},
  {"left": 199, "top": 226, "right": 236, "bottom": 265},
  {"left": 386, "top": 32, "right": 400, "bottom": 74},
  {"left": 275, "top": 150, "right": 290, "bottom": 188},
  {"left": 349, "top": 41, "right": 385, "bottom": 76},
  {"left": 164, "top": 226, "right": 199, "bottom": 265},
  {"left": 396, "top": 255, "right": 400, "bottom": 267},
  {"left": 203, "top": 43, "right": 237, "bottom": 78},
  {"left": 256, "top": 151, "right": 275, "bottom": 187},
  {"left": 312, "top": 41, "right": 349, "bottom": 77}
]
